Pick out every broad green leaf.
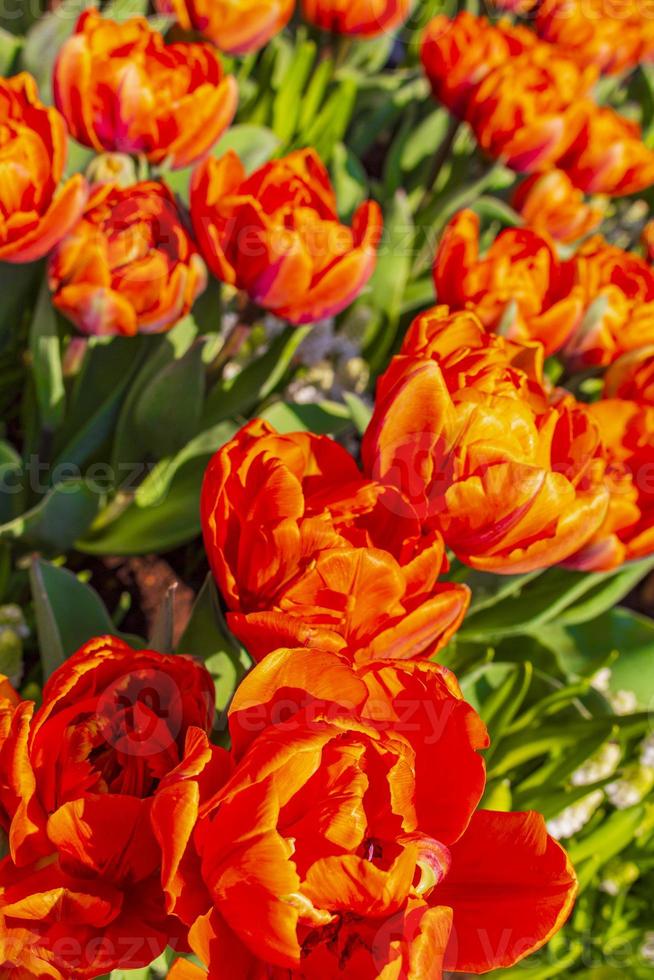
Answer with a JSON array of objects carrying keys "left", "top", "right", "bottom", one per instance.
[
  {"left": 29, "top": 558, "right": 131, "bottom": 671},
  {"left": 298, "top": 57, "right": 333, "bottom": 133},
  {"left": 459, "top": 561, "right": 654, "bottom": 641},
  {"left": 302, "top": 77, "right": 358, "bottom": 163},
  {"left": 0, "top": 260, "right": 40, "bottom": 350},
  {"left": 556, "top": 608, "right": 654, "bottom": 708},
  {"left": 331, "top": 142, "right": 368, "bottom": 221},
  {"left": 102, "top": 0, "right": 148, "bottom": 18},
  {"left": 177, "top": 573, "right": 250, "bottom": 712},
  {"left": 53, "top": 336, "right": 146, "bottom": 470},
  {"left": 133, "top": 340, "right": 206, "bottom": 459},
  {"left": 0, "top": 479, "right": 100, "bottom": 552},
  {"left": 0, "top": 440, "right": 24, "bottom": 525},
  {"left": 212, "top": 124, "right": 280, "bottom": 172},
  {"left": 111, "top": 317, "right": 198, "bottom": 470},
  {"left": 569, "top": 806, "right": 646, "bottom": 867},
  {"left": 342, "top": 392, "right": 372, "bottom": 435},
  {"left": 29, "top": 279, "right": 65, "bottom": 434},
  {"left": 203, "top": 326, "right": 310, "bottom": 426},
  {"left": 261, "top": 399, "right": 351, "bottom": 435},
  {"left": 272, "top": 40, "right": 317, "bottom": 144},
  {"left": 30, "top": 557, "right": 65, "bottom": 677},
  {"left": 80, "top": 423, "right": 235, "bottom": 555},
  {"left": 362, "top": 190, "right": 413, "bottom": 374},
  {"left": 0, "top": 27, "right": 22, "bottom": 72}
]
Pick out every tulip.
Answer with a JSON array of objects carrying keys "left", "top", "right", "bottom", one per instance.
[
  {"left": 566, "top": 399, "right": 654, "bottom": 570},
  {"left": 190, "top": 148, "right": 382, "bottom": 324},
  {"left": 49, "top": 181, "right": 207, "bottom": 337},
  {"left": 605, "top": 346, "right": 654, "bottom": 404},
  {"left": 433, "top": 210, "right": 585, "bottom": 355},
  {"left": 200, "top": 419, "right": 469, "bottom": 662},
  {"left": 420, "top": 12, "right": 536, "bottom": 117},
  {"left": 362, "top": 306, "right": 610, "bottom": 573},
  {"left": 0, "top": 637, "right": 215, "bottom": 978},
  {"left": 156, "top": 0, "right": 295, "bottom": 54},
  {"left": 564, "top": 236, "right": 654, "bottom": 369},
  {"left": 512, "top": 170, "right": 604, "bottom": 244},
  {"left": 54, "top": 10, "right": 237, "bottom": 169},
  {"left": 558, "top": 105, "right": 654, "bottom": 196},
  {"left": 153, "top": 649, "right": 577, "bottom": 977},
  {"left": 302, "top": 0, "right": 411, "bottom": 38},
  {"left": 536, "top": 0, "right": 647, "bottom": 76},
  {"left": 465, "top": 51, "right": 595, "bottom": 173},
  {"left": 0, "top": 73, "right": 86, "bottom": 264}
]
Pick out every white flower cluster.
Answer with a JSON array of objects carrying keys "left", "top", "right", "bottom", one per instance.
[{"left": 547, "top": 790, "right": 604, "bottom": 840}]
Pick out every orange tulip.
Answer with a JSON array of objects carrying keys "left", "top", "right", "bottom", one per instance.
[
  {"left": 362, "top": 306, "right": 610, "bottom": 573},
  {"left": 49, "top": 181, "right": 207, "bottom": 337},
  {"left": 53, "top": 10, "right": 237, "bottom": 169},
  {"left": 200, "top": 419, "right": 469, "bottom": 663},
  {"left": 0, "top": 637, "right": 215, "bottom": 978},
  {"left": 563, "top": 236, "right": 654, "bottom": 369},
  {"left": 558, "top": 104, "right": 654, "bottom": 196},
  {"left": 605, "top": 346, "right": 654, "bottom": 404},
  {"left": 512, "top": 170, "right": 604, "bottom": 244},
  {"left": 156, "top": 0, "right": 295, "bottom": 54},
  {"left": 0, "top": 73, "right": 86, "bottom": 264},
  {"left": 465, "top": 50, "right": 595, "bottom": 173},
  {"left": 643, "top": 219, "right": 654, "bottom": 261},
  {"left": 152, "top": 648, "right": 577, "bottom": 977},
  {"left": 536, "top": 0, "right": 649, "bottom": 75},
  {"left": 302, "top": 0, "right": 411, "bottom": 38},
  {"left": 566, "top": 398, "right": 654, "bottom": 571},
  {"left": 433, "top": 210, "right": 584, "bottom": 355},
  {"left": 420, "top": 12, "right": 536, "bottom": 116},
  {"left": 191, "top": 148, "right": 382, "bottom": 324}
]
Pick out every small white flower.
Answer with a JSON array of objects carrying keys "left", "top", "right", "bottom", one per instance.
[
  {"left": 547, "top": 790, "right": 604, "bottom": 840},
  {"left": 571, "top": 742, "right": 621, "bottom": 786},
  {"left": 591, "top": 667, "right": 612, "bottom": 693}
]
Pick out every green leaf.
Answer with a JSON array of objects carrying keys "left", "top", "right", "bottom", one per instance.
[
  {"left": 472, "top": 195, "right": 523, "bottom": 227},
  {"left": 569, "top": 806, "right": 646, "bottom": 867},
  {"left": 362, "top": 190, "right": 413, "bottom": 374},
  {"left": 0, "top": 27, "right": 23, "bottom": 73},
  {"left": 111, "top": 317, "right": 198, "bottom": 470},
  {"left": 330, "top": 142, "right": 367, "bottom": 222},
  {"left": 203, "top": 326, "right": 310, "bottom": 425},
  {"left": 261, "top": 399, "right": 351, "bottom": 435},
  {"left": 554, "top": 608, "right": 654, "bottom": 708},
  {"left": 79, "top": 422, "right": 235, "bottom": 555},
  {"left": 0, "top": 260, "right": 41, "bottom": 350},
  {"left": 459, "top": 560, "right": 654, "bottom": 641},
  {"left": 272, "top": 40, "right": 317, "bottom": 145},
  {"left": 0, "top": 479, "right": 100, "bottom": 552},
  {"left": 53, "top": 336, "right": 147, "bottom": 471},
  {"left": 177, "top": 574, "right": 250, "bottom": 712},
  {"left": 213, "top": 124, "right": 281, "bottom": 172},
  {"left": 0, "top": 440, "right": 24, "bottom": 525},
  {"left": 102, "top": 0, "right": 148, "bottom": 19},
  {"left": 133, "top": 340, "right": 206, "bottom": 459},
  {"left": 30, "top": 557, "right": 65, "bottom": 678},
  {"left": 342, "top": 392, "right": 372, "bottom": 435},
  {"left": 298, "top": 57, "right": 333, "bottom": 133},
  {"left": 29, "top": 279, "right": 65, "bottom": 434},
  {"left": 29, "top": 558, "right": 131, "bottom": 675},
  {"left": 302, "top": 77, "right": 358, "bottom": 163}
]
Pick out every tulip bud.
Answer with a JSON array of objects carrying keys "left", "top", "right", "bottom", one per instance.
[{"left": 86, "top": 152, "right": 138, "bottom": 188}]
